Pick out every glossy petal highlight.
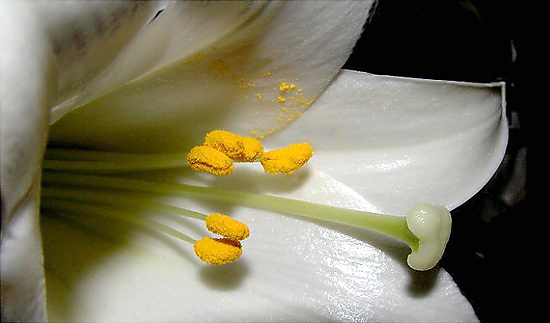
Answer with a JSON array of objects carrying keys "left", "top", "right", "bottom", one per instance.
[{"left": 265, "top": 70, "right": 507, "bottom": 215}]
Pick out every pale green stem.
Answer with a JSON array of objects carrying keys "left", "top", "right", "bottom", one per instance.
[
  {"left": 41, "top": 198, "right": 197, "bottom": 244},
  {"left": 42, "top": 171, "right": 419, "bottom": 250},
  {"left": 43, "top": 148, "right": 189, "bottom": 172},
  {"left": 41, "top": 187, "right": 206, "bottom": 221}
]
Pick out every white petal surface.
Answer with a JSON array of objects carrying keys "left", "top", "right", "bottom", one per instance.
[
  {"left": 1, "top": 3, "right": 52, "bottom": 320},
  {"left": 39, "top": 69, "right": 507, "bottom": 322},
  {"left": 1, "top": 179, "right": 46, "bottom": 321},
  {"left": 48, "top": 1, "right": 374, "bottom": 153},
  {"left": 42, "top": 167, "right": 477, "bottom": 322},
  {"left": 32, "top": 1, "right": 155, "bottom": 116},
  {"left": 265, "top": 70, "right": 508, "bottom": 215},
  {"left": 2, "top": 1, "right": 503, "bottom": 321},
  {"left": 1, "top": 2, "right": 155, "bottom": 321},
  {"left": 1, "top": 0, "right": 52, "bottom": 231},
  {"left": 1, "top": 0, "right": 152, "bottom": 228}
]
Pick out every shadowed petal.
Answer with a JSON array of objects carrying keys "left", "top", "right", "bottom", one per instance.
[
  {"left": 1, "top": 2, "right": 155, "bottom": 321},
  {"left": 48, "top": 1, "right": 375, "bottom": 153}
]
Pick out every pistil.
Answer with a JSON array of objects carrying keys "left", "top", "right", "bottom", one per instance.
[
  {"left": 42, "top": 172, "right": 416, "bottom": 245},
  {"left": 41, "top": 129, "right": 452, "bottom": 270}
]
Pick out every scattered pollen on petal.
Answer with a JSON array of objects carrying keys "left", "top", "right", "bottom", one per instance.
[
  {"left": 194, "top": 237, "right": 243, "bottom": 265},
  {"left": 206, "top": 213, "right": 249, "bottom": 240},
  {"left": 186, "top": 146, "right": 234, "bottom": 176},
  {"left": 279, "top": 82, "right": 296, "bottom": 92},
  {"left": 183, "top": 52, "right": 206, "bottom": 66},
  {"left": 204, "top": 130, "right": 263, "bottom": 162},
  {"left": 260, "top": 143, "right": 313, "bottom": 174}
]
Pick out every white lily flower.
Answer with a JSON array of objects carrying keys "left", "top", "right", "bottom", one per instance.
[{"left": 1, "top": 1, "right": 507, "bottom": 322}]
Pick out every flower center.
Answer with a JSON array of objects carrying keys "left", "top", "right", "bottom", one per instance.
[
  {"left": 41, "top": 129, "right": 451, "bottom": 271},
  {"left": 41, "top": 129, "right": 311, "bottom": 266}
]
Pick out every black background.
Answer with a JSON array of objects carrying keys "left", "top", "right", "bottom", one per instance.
[{"left": 343, "top": 1, "right": 526, "bottom": 322}]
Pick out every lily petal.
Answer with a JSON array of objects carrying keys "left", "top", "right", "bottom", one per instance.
[
  {"left": 32, "top": 1, "right": 156, "bottom": 110},
  {"left": 48, "top": 1, "right": 375, "bottom": 152},
  {"left": 39, "top": 69, "right": 503, "bottom": 322},
  {"left": 1, "top": 0, "right": 152, "bottom": 223},
  {"left": 2, "top": 1, "right": 505, "bottom": 321},
  {"left": 1, "top": 3, "right": 52, "bottom": 320},
  {"left": 264, "top": 69, "right": 507, "bottom": 214},
  {"left": 41, "top": 174, "right": 477, "bottom": 322},
  {"left": 1, "top": 177, "right": 46, "bottom": 321},
  {"left": 1, "top": 2, "right": 155, "bottom": 321}
]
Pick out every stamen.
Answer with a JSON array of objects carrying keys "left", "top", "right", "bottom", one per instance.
[
  {"left": 186, "top": 145, "right": 234, "bottom": 176},
  {"left": 204, "top": 130, "right": 243, "bottom": 159},
  {"left": 203, "top": 129, "right": 263, "bottom": 162},
  {"left": 41, "top": 187, "right": 207, "bottom": 221},
  {"left": 42, "top": 185, "right": 251, "bottom": 266},
  {"left": 42, "top": 172, "right": 419, "bottom": 250},
  {"left": 193, "top": 237, "right": 242, "bottom": 265},
  {"left": 238, "top": 136, "right": 264, "bottom": 163},
  {"left": 42, "top": 148, "right": 190, "bottom": 173},
  {"left": 41, "top": 127, "right": 450, "bottom": 271},
  {"left": 40, "top": 198, "right": 197, "bottom": 245},
  {"left": 205, "top": 213, "right": 249, "bottom": 240},
  {"left": 43, "top": 172, "right": 452, "bottom": 270},
  {"left": 260, "top": 143, "right": 313, "bottom": 174}
]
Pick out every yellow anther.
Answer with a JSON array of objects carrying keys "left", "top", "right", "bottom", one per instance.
[
  {"left": 238, "top": 136, "right": 263, "bottom": 162},
  {"left": 193, "top": 237, "right": 242, "bottom": 265},
  {"left": 204, "top": 130, "right": 242, "bottom": 159},
  {"left": 204, "top": 130, "right": 263, "bottom": 162},
  {"left": 186, "top": 146, "right": 234, "bottom": 176},
  {"left": 206, "top": 213, "right": 249, "bottom": 240},
  {"left": 260, "top": 143, "right": 313, "bottom": 174}
]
